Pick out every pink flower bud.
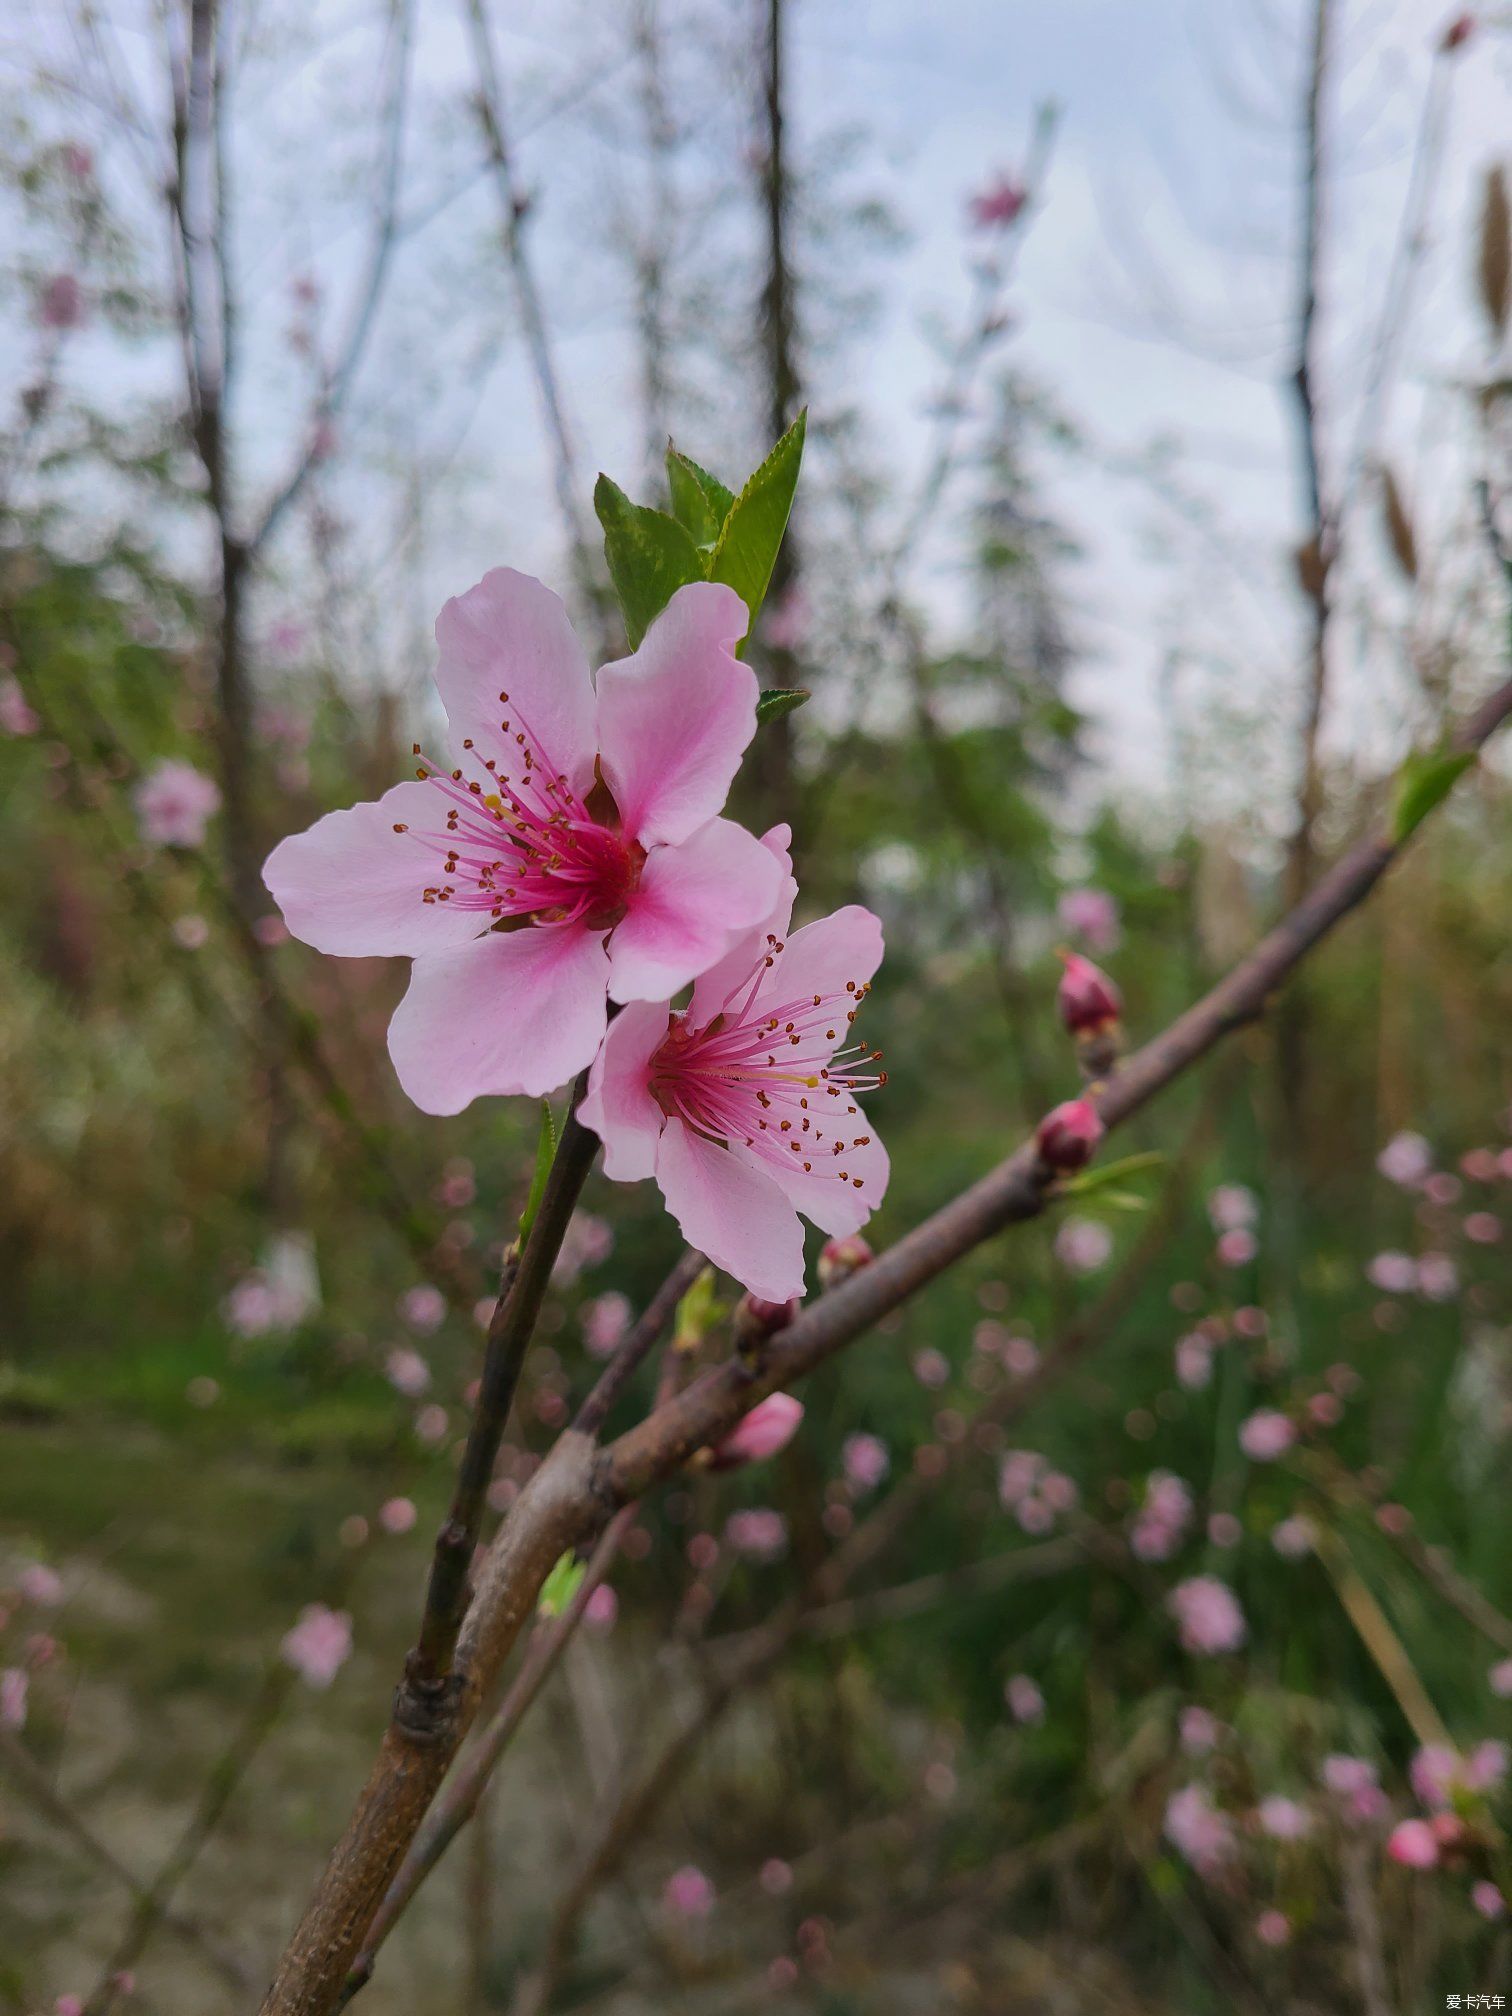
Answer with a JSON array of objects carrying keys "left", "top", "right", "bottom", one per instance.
[
  {"left": 1386, "top": 1817, "right": 1438, "bottom": 1868},
  {"left": 1056, "top": 950, "right": 1122, "bottom": 1035},
  {"left": 1441, "top": 12, "right": 1475, "bottom": 51},
  {"left": 709, "top": 1392, "right": 804, "bottom": 1470},
  {"left": 818, "top": 1233, "right": 874, "bottom": 1290},
  {"left": 734, "top": 1294, "right": 802, "bottom": 1347},
  {"left": 1036, "top": 1097, "right": 1103, "bottom": 1172}
]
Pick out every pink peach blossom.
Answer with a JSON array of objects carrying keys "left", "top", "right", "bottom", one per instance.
[
  {"left": 663, "top": 1863, "right": 715, "bottom": 1918},
  {"left": 582, "top": 1290, "right": 632, "bottom": 1358},
  {"left": 135, "top": 760, "right": 221, "bottom": 848},
  {"left": 1005, "top": 1672, "right": 1044, "bottom": 1724},
  {"left": 1386, "top": 1817, "right": 1438, "bottom": 1868},
  {"left": 583, "top": 1583, "right": 618, "bottom": 1633},
  {"left": 0, "top": 1668, "right": 28, "bottom": 1730},
  {"left": 1207, "top": 1184, "right": 1258, "bottom": 1233},
  {"left": 280, "top": 1604, "right": 352, "bottom": 1688},
  {"left": 1490, "top": 1657, "right": 1512, "bottom": 1698},
  {"left": 385, "top": 1346, "right": 431, "bottom": 1397},
  {"left": 18, "top": 1563, "right": 63, "bottom": 1607},
  {"left": 1377, "top": 1131, "right": 1432, "bottom": 1186},
  {"left": 1257, "top": 1795, "right": 1312, "bottom": 1840},
  {"left": 378, "top": 1497, "right": 417, "bottom": 1535},
  {"left": 1473, "top": 1879, "right": 1505, "bottom": 1920},
  {"left": 841, "top": 1432, "right": 889, "bottom": 1492},
  {"left": 400, "top": 1283, "right": 446, "bottom": 1334},
  {"left": 1179, "top": 1706, "right": 1219, "bottom": 1752},
  {"left": 711, "top": 1392, "right": 804, "bottom": 1469},
  {"left": 1239, "top": 1409, "right": 1295, "bottom": 1462},
  {"left": 1254, "top": 1908, "right": 1291, "bottom": 1947},
  {"left": 265, "top": 574, "right": 780, "bottom": 1109},
  {"left": 725, "top": 1507, "right": 788, "bottom": 1562},
  {"left": 1416, "top": 1251, "right": 1458, "bottom": 1301},
  {"left": 1322, "top": 1753, "right": 1389, "bottom": 1824},
  {"left": 1216, "top": 1227, "right": 1258, "bottom": 1267},
  {"left": 1057, "top": 887, "right": 1120, "bottom": 952},
  {"left": 1168, "top": 1576, "right": 1246, "bottom": 1656},
  {"left": 1055, "top": 1216, "right": 1112, "bottom": 1273},
  {"left": 37, "top": 271, "right": 85, "bottom": 330},
  {"left": 579, "top": 838, "right": 886, "bottom": 1301},
  {"left": 967, "top": 174, "right": 1027, "bottom": 230},
  {"left": 1272, "top": 1516, "right": 1314, "bottom": 1559},
  {"left": 0, "top": 675, "right": 39, "bottom": 736},
  {"left": 1174, "top": 1333, "right": 1213, "bottom": 1390},
  {"left": 759, "top": 1856, "right": 794, "bottom": 1895},
  {"left": 1164, "top": 1784, "right": 1235, "bottom": 1874}
]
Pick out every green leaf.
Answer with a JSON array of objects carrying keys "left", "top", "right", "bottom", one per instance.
[
  {"left": 708, "top": 410, "right": 807, "bottom": 651},
  {"left": 1391, "top": 747, "right": 1476, "bottom": 843},
  {"left": 594, "top": 474, "right": 706, "bottom": 648},
  {"left": 518, "top": 1100, "right": 558, "bottom": 1244},
  {"left": 673, "top": 1264, "right": 720, "bottom": 1352},
  {"left": 756, "top": 686, "right": 811, "bottom": 727},
  {"left": 537, "top": 1550, "right": 586, "bottom": 1620},
  {"left": 665, "top": 446, "right": 734, "bottom": 545},
  {"left": 1061, "top": 1152, "right": 1165, "bottom": 1200}
]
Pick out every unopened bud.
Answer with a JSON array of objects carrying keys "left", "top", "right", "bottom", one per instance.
[
  {"left": 1056, "top": 950, "right": 1122, "bottom": 1035},
  {"left": 733, "top": 1293, "right": 802, "bottom": 1351},
  {"left": 818, "top": 1234, "right": 874, "bottom": 1290},
  {"left": 1036, "top": 1097, "right": 1104, "bottom": 1173},
  {"left": 709, "top": 1392, "right": 804, "bottom": 1470}
]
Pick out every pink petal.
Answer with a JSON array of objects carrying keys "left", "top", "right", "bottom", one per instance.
[
  {"left": 688, "top": 823, "right": 797, "bottom": 1024},
  {"left": 388, "top": 925, "right": 610, "bottom": 1112},
  {"left": 596, "top": 583, "right": 755, "bottom": 847},
  {"left": 765, "top": 1097, "right": 888, "bottom": 1238},
  {"left": 751, "top": 905, "right": 884, "bottom": 1032},
  {"left": 607, "top": 818, "right": 782, "bottom": 1004},
  {"left": 434, "top": 569, "right": 597, "bottom": 800},
  {"left": 263, "top": 781, "right": 484, "bottom": 956},
  {"left": 577, "top": 1000, "right": 669, "bottom": 1180},
  {"left": 655, "top": 1119, "right": 806, "bottom": 1301}
]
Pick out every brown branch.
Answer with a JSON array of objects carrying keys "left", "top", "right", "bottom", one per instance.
[
  {"left": 573, "top": 1249, "right": 705, "bottom": 1437},
  {"left": 257, "top": 668, "right": 1512, "bottom": 2015}
]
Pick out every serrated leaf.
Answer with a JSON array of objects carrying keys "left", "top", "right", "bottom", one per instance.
[
  {"left": 518, "top": 1100, "right": 558, "bottom": 1244},
  {"left": 665, "top": 446, "right": 734, "bottom": 545},
  {"left": 537, "top": 1550, "right": 585, "bottom": 1620},
  {"left": 756, "top": 686, "right": 811, "bottom": 726},
  {"left": 1391, "top": 748, "right": 1476, "bottom": 844},
  {"left": 594, "top": 474, "right": 706, "bottom": 649},
  {"left": 708, "top": 410, "right": 806, "bottom": 652},
  {"left": 1061, "top": 1152, "right": 1165, "bottom": 1199}
]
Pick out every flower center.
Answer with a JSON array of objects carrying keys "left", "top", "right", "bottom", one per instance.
[
  {"left": 649, "top": 934, "right": 884, "bottom": 1195},
  {"left": 390, "top": 695, "right": 644, "bottom": 933}
]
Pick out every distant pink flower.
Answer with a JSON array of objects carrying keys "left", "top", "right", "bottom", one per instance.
[
  {"left": 725, "top": 1507, "right": 788, "bottom": 1562},
  {"left": 1490, "top": 1657, "right": 1512, "bottom": 1698},
  {"left": 0, "top": 675, "right": 39, "bottom": 736},
  {"left": 1055, "top": 1216, "right": 1112, "bottom": 1274},
  {"left": 1387, "top": 1817, "right": 1438, "bottom": 1868},
  {"left": 61, "top": 141, "right": 94, "bottom": 179},
  {"left": 173, "top": 914, "right": 210, "bottom": 950},
  {"left": 385, "top": 1346, "right": 431, "bottom": 1397},
  {"left": 265, "top": 574, "right": 780, "bottom": 1110},
  {"left": 400, "top": 1283, "right": 446, "bottom": 1334},
  {"left": 998, "top": 1450, "right": 1045, "bottom": 1507},
  {"left": 913, "top": 1348, "right": 950, "bottom": 1387},
  {"left": 0, "top": 1668, "right": 28, "bottom": 1730},
  {"left": 134, "top": 760, "right": 221, "bottom": 848},
  {"left": 1322, "top": 1754, "right": 1388, "bottom": 1824},
  {"left": 280, "top": 1604, "right": 352, "bottom": 1688},
  {"left": 580, "top": 837, "right": 886, "bottom": 1302},
  {"left": 762, "top": 584, "right": 809, "bottom": 652},
  {"left": 1367, "top": 1250, "right": 1415, "bottom": 1294},
  {"left": 582, "top": 1291, "right": 632, "bottom": 1359},
  {"left": 1175, "top": 1334, "right": 1213, "bottom": 1390},
  {"left": 663, "top": 1864, "right": 715, "bottom": 1919},
  {"left": 1040, "top": 1470, "right": 1078, "bottom": 1512},
  {"left": 1216, "top": 1228, "right": 1257, "bottom": 1268},
  {"left": 1465, "top": 1212, "right": 1501, "bottom": 1244},
  {"left": 378, "top": 1497, "right": 417, "bottom": 1536},
  {"left": 1412, "top": 1741, "right": 1507, "bottom": 1808},
  {"left": 1257, "top": 1795, "right": 1312, "bottom": 1841},
  {"left": 1005, "top": 1672, "right": 1044, "bottom": 1724},
  {"left": 711, "top": 1393, "right": 804, "bottom": 1469},
  {"left": 18, "top": 1564, "right": 63, "bottom": 1607},
  {"left": 414, "top": 1402, "right": 448, "bottom": 1445},
  {"left": 1179, "top": 1706, "right": 1219, "bottom": 1753},
  {"left": 552, "top": 1212, "right": 614, "bottom": 1285},
  {"left": 1131, "top": 1470, "right": 1192, "bottom": 1561},
  {"left": 253, "top": 913, "right": 289, "bottom": 947},
  {"left": 1378, "top": 1131, "right": 1433, "bottom": 1186},
  {"left": 1254, "top": 1908, "right": 1291, "bottom": 1947},
  {"left": 1272, "top": 1516, "right": 1314, "bottom": 1559},
  {"left": 968, "top": 174, "right": 1027, "bottom": 231},
  {"left": 1169, "top": 1576, "right": 1246, "bottom": 1656},
  {"left": 1239, "top": 1409, "right": 1295, "bottom": 1463},
  {"left": 37, "top": 272, "right": 85, "bottom": 330},
  {"left": 1164, "top": 1784, "right": 1235, "bottom": 1874},
  {"left": 759, "top": 1856, "right": 793, "bottom": 1895},
  {"left": 1442, "top": 13, "right": 1476, "bottom": 53},
  {"left": 1207, "top": 1512, "right": 1242, "bottom": 1548},
  {"left": 1416, "top": 1251, "right": 1458, "bottom": 1301},
  {"left": 583, "top": 1583, "right": 618, "bottom": 1633},
  {"left": 842, "top": 1432, "right": 889, "bottom": 1493},
  {"left": 1208, "top": 1184, "right": 1258, "bottom": 1233},
  {"left": 1424, "top": 1170, "right": 1461, "bottom": 1205},
  {"left": 55, "top": 1999, "right": 84, "bottom": 2016},
  {"left": 1473, "top": 1879, "right": 1505, "bottom": 1920},
  {"left": 1057, "top": 886, "right": 1120, "bottom": 952}
]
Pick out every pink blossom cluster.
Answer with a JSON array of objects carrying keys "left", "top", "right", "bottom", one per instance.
[
  {"left": 998, "top": 1449, "right": 1078, "bottom": 1534},
  {"left": 1130, "top": 1470, "right": 1193, "bottom": 1562},
  {"left": 1321, "top": 1754, "right": 1389, "bottom": 1825},
  {"left": 1164, "top": 1783, "right": 1235, "bottom": 1875},
  {"left": 1167, "top": 1576, "right": 1246, "bottom": 1656},
  {"left": 280, "top": 1604, "right": 353, "bottom": 1689}
]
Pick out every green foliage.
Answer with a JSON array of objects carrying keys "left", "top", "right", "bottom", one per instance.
[
  {"left": 756, "top": 686, "right": 811, "bottom": 725},
  {"left": 595, "top": 413, "right": 807, "bottom": 654},
  {"left": 537, "top": 1550, "right": 587, "bottom": 1619},
  {"left": 518, "top": 1100, "right": 558, "bottom": 1245},
  {"left": 1391, "top": 746, "right": 1477, "bottom": 842}
]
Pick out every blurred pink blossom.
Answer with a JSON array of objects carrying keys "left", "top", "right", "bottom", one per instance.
[
  {"left": 55, "top": 1999, "right": 84, "bottom": 2016},
  {"left": 1055, "top": 1216, "right": 1112, "bottom": 1274},
  {"left": 1005, "top": 1672, "right": 1044, "bottom": 1724},
  {"left": 378, "top": 1497, "right": 417, "bottom": 1536},
  {"left": 663, "top": 1864, "right": 715, "bottom": 1918},
  {"left": 1366, "top": 1250, "right": 1416, "bottom": 1294},
  {"left": 1490, "top": 1657, "right": 1512, "bottom": 1698},
  {"left": 762, "top": 584, "right": 810, "bottom": 652},
  {"left": 0, "top": 675, "right": 39, "bottom": 736},
  {"left": 582, "top": 1291, "right": 632, "bottom": 1359},
  {"left": 552, "top": 1213, "right": 613, "bottom": 1286},
  {"left": 385, "top": 1347, "right": 431, "bottom": 1397},
  {"left": 414, "top": 1403, "right": 449, "bottom": 1446},
  {"left": 1254, "top": 1908, "right": 1291, "bottom": 1947},
  {"left": 173, "top": 914, "right": 210, "bottom": 950},
  {"left": 1179, "top": 1706, "right": 1219, "bottom": 1752},
  {"left": 1168, "top": 1576, "right": 1246, "bottom": 1656},
  {"left": 1272, "top": 1516, "right": 1314, "bottom": 1559},
  {"left": 134, "top": 760, "right": 221, "bottom": 847},
  {"left": 1387, "top": 1817, "right": 1438, "bottom": 1868},
  {"left": 1257, "top": 1794, "right": 1312, "bottom": 1840},
  {"left": 1238, "top": 1409, "right": 1295, "bottom": 1462},
  {"left": 37, "top": 272, "right": 85, "bottom": 330},
  {"left": 1207, "top": 1512, "right": 1242, "bottom": 1548},
  {"left": 1164, "top": 1784, "right": 1235, "bottom": 1875},
  {"left": 400, "top": 1284, "right": 446, "bottom": 1334},
  {"left": 1321, "top": 1753, "right": 1388, "bottom": 1824},
  {"left": 1377, "top": 1131, "right": 1432, "bottom": 1186},
  {"left": 998, "top": 1449, "right": 1045, "bottom": 1507},
  {"left": 1473, "top": 1880, "right": 1505, "bottom": 1920},
  {"left": 1174, "top": 1334, "right": 1213, "bottom": 1390},
  {"left": 1215, "top": 1228, "right": 1257, "bottom": 1268},
  {"left": 711, "top": 1393, "right": 803, "bottom": 1469},
  {"left": 1057, "top": 887, "right": 1120, "bottom": 952},
  {"left": 759, "top": 1856, "right": 793, "bottom": 1896},
  {"left": 583, "top": 1583, "right": 618, "bottom": 1634},
  {"left": 1131, "top": 1470, "right": 1192, "bottom": 1562},
  {"left": 1465, "top": 1212, "right": 1501, "bottom": 1244},
  {"left": 1207, "top": 1184, "right": 1258, "bottom": 1233},
  {"left": 842, "top": 1432, "right": 889, "bottom": 1493},
  {"left": 18, "top": 1563, "right": 63, "bottom": 1607},
  {"left": 1416, "top": 1252, "right": 1458, "bottom": 1301},
  {"left": 280, "top": 1604, "right": 352, "bottom": 1688},
  {"left": 0, "top": 1668, "right": 27, "bottom": 1731},
  {"left": 967, "top": 174, "right": 1027, "bottom": 230},
  {"left": 913, "top": 1347, "right": 950, "bottom": 1388},
  {"left": 726, "top": 1508, "right": 788, "bottom": 1562}
]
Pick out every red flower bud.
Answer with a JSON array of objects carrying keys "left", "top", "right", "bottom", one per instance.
[
  {"left": 818, "top": 1234, "right": 875, "bottom": 1290},
  {"left": 733, "top": 1294, "right": 802, "bottom": 1348},
  {"left": 1056, "top": 950, "right": 1122, "bottom": 1035},
  {"left": 1036, "top": 1097, "right": 1104, "bottom": 1172}
]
